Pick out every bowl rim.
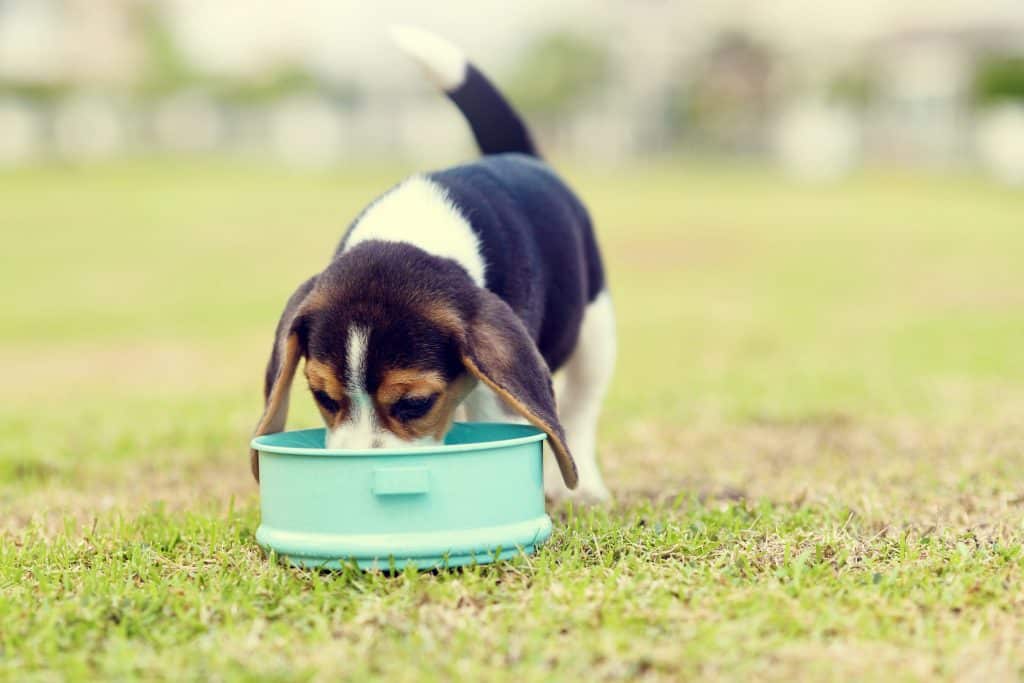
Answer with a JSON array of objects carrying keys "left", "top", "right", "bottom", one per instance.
[{"left": 250, "top": 422, "right": 546, "bottom": 458}]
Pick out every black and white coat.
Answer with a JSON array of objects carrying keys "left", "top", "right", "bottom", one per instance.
[{"left": 252, "top": 27, "right": 615, "bottom": 502}]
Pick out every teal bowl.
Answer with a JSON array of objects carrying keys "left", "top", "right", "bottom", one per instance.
[{"left": 250, "top": 422, "right": 552, "bottom": 570}]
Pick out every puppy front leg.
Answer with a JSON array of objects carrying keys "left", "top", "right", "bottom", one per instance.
[
  {"left": 461, "top": 381, "right": 527, "bottom": 424},
  {"left": 547, "top": 406, "right": 610, "bottom": 504},
  {"left": 462, "top": 381, "right": 582, "bottom": 500},
  {"left": 547, "top": 292, "right": 616, "bottom": 504}
]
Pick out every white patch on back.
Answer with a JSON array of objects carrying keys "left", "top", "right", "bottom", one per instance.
[{"left": 343, "top": 176, "right": 486, "bottom": 287}]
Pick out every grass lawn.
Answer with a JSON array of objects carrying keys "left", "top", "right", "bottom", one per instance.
[{"left": 1, "top": 160, "right": 1023, "bottom": 681}]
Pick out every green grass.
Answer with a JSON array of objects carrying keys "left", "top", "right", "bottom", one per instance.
[{"left": 2, "top": 160, "right": 1023, "bottom": 681}]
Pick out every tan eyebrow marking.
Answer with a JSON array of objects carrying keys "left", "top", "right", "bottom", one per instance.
[
  {"left": 376, "top": 369, "right": 446, "bottom": 405},
  {"left": 305, "top": 358, "right": 351, "bottom": 427},
  {"left": 305, "top": 359, "right": 345, "bottom": 400},
  {"left": 381, "top": 372, "right": 474, "bottom": 441}
]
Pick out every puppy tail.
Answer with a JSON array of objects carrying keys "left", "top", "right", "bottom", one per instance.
[{"left": 390, "top": 25, "right": 539, "bottom": 158}]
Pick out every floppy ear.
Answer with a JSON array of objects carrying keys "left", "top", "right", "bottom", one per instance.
[
  {"left": 250, "top": 276, "right": 318, "bottom": 482},
  {"left": 459, "top": 290, "right": 579, "bottom": 489}
]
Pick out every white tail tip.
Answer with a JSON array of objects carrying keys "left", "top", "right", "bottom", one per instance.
[{"left": 389, "top": 25, "right": 468, "bottom": 92}]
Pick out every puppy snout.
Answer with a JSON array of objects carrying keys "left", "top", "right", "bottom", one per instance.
[
  {"left": 325, "top": 427, "right": 389, "bottom": 450},
  {"left": 326, "top": 426, "right": 441, "bottom": 450}
]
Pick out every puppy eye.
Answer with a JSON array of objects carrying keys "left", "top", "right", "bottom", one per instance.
[
  {"left": 312, "top": 389, "right": 340, "bottom": 413},
  {"left": 391, "top": 393, "right": 438, "bottom": 421}
]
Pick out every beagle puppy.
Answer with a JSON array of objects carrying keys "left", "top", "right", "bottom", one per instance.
[{"left": 250, "top": 27, "right": 616, "bottom": 502}]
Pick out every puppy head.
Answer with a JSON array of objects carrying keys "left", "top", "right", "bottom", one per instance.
[
  {"left": 250, "top": 242, "right": 578, "bottom": 488},
  {"left": 302, "top": 318, "right": 474, "bottom": 451}
]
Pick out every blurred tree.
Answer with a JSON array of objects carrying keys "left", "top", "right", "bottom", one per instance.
[
  {"left": 137, "top": 6, "right": 361, "bottom": 107},
  {"left": 137, "top": 4, "right": 199, "bottom": 98},
  {"left": 827, "top": 67, "right": 877, "bottom": 108},
  {"left": 667, "top": 30, "right": 779, "bottom": 153},
  {"left": 972, "top": 55, "right": 1024, "bottom": 106},
  {"left": 0, "top": 80, "right": 70, "bottom": 104},
  {"left": 213, "top": 66, "right": 320, "bottom": 106},
  {"left": 215, "top": 68, "right": 362, "bottom": 108},
  {"left": 505, "top": 31, "right": 610, "bottom": 118}
]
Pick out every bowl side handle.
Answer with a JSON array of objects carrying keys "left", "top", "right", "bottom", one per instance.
[{"left": 372, "top": 467, "right": 430, "bottom": 496}]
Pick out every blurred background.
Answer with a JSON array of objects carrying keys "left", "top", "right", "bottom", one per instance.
[
  {"left": 1, "top": 0, "right": 1023, "bottom": 181},
  {"left": 2, "top": 1, "right": 1023, "bottom": 507},
  {"left": 4, "top": 6, "right": 1024, "bottom": 677}
]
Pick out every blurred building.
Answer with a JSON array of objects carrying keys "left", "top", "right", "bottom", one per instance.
[
  {"left": 866, "top": 26, "right": 1024, "bottom": 163},
  {"left": 0, "top": 0, "right": 142, "bottom": 86},
  {"left": 0, "top": 0, "right": 1022, "bottom": 178}
]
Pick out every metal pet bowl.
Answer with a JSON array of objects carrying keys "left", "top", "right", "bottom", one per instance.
[{"left": 251, "top": 422, "right": 552, "bottom": 570}]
